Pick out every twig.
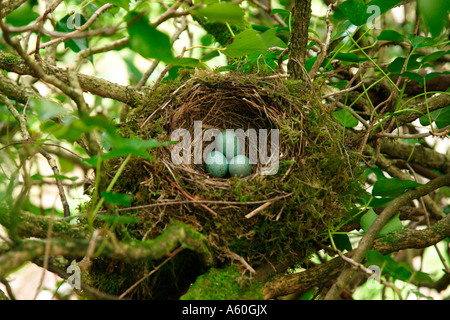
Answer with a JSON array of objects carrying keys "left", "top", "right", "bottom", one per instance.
[
  {"left": 248, "top": 0, "right": 287, "bottom": 27},
  {"left": 376, "top": 125, "right": 450, "bottom": 139},
  {"left": 322, "top": 81, "right": 364, "bottom": 99},
  {"left": 336, "top": 249, "right": 403, "bottom": 300},
  {"left": 38, "top": 149, "right": 71, "bottom": 217},
  {"left": 0, "top": 94, "right": 70, "bottom": 217},
  {"left": 328, "top": 98, "right": 370, "bottom": 129},
  {"left": 291, "top": 58, "right": 315, "bottom": 95},
  {"left": 33, "top": 206, "right": 56, "bottom": 300},
  {"left": 140, "top": 77, "right": 196, "bottom": 128},
  {"left": 33, "top": 0, "right": 64, "bottom": 59},
  {"left": 406, "top": 164, "right": 450, "bottom": 273},
  {"left": 226, "top": 250, "right": 256, "bottom": 274},
  {"left": 95, "top": 193, "right": 293, "bottom": 215},
  {"left": 308, "top": 3, "right": 336, "bottom": 78},
  {"left": 165, "top": 176, "right": 219, "bottom": 216},
  {"left": 28, "top": 3, "right": 114, "bottom": 54},
  {"left": 324, "top": 172, "right": 450, "bottom": 300},
  {"left": 245, "top": 201, "right": 273, "bottom": 219},
  {"left": 119, "top": 246, "right": 184, "bottom": 299}
]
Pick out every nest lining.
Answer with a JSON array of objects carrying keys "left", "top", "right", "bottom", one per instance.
[{"left": 158, "top": 76, "right": 295, "bottom": 190}]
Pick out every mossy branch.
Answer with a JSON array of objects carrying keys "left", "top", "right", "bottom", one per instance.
[
  {"left": 379, "top": 139, "right": 450, "bottom": 174},
  {"left": 0, "top": 208, "right": 89, "bottom": 240},
  {"left": 262, "top": 211, "right": 450, "bottom": 299},
  {"left": 0, "top": 220, "right": 214, "bottom": 280},
  {"left": 324, "top": 171, "right": 450, "bottom": 299},
  {"left": 0, "top": 50, "right": 144, "bottom": 107}
]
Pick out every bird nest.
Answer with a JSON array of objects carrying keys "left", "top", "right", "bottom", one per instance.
[{"left": 109, "top": 71, "right": 364, "bottom": 270}]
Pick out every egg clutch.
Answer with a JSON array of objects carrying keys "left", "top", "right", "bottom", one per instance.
[{"left": 205, "top": 130, "right": 253, "bottom": 178}]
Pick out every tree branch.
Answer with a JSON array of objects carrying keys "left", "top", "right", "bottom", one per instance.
[
  {"left": 379, "top": 139, "right": 450, "bottom": 174},
  {"left": 262, "top": 212, "right": 450, "bottom": 299},
  {"left": 0, "top": 221, "right": 214, "bottom": 281},
  {"left": 0, "top": 51, "right": 144, "bottom": 107},
  {"left": 287, "top": 0, "right": 311, "bottom": 79},
  {"left": 323, "top": 172, "right": 450, "bottom": 299}
]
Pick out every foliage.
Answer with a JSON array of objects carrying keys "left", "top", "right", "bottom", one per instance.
[{"left": 0, "top": 0, "right": 448, "bottom": 301}]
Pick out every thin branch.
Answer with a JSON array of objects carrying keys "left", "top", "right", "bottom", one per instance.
[
  {"left": 308, "top": 3, "right": 336, "bottom": 78},
  {"left": 336, "top": 249, "right": 403, "bottom": 299},
  {"left": 28, "top": 3, "right": 114, "bottom": 54},
  {"left": 324, "top": 172, "right": 450, "bottom": 300},
  {"left": 376, "top": 125, "right": 450, "bottom": 139},
  {"left": 262, "top": 212, "right": 450, "bottom": 299},
  {"left": 0, "top": 94, "right": 71, "bottom": 217},
  {"left": 119, "top": 246, "right": 184, "bottom": 299},
  {"left": 248, "top": 0, "right": 288, "bottom": 27}
]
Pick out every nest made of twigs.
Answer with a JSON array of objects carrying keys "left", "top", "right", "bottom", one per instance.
[
  {"left": 154, "top": 74, "right": 294, "bottom": 190},
  {"left": 110, "top": 71, "right": 363, "bottom": 270}
]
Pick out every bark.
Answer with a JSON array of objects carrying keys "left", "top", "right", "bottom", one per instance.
[
  {"left": 262, "top": 211, "right": 450, "bottom": 299},
  {"left": 0, "top": 51, "right": 144, "bottom": 107},
  {"left": 324, "top": 171, "right": 450, "bottom": 299},
  {"left": 0, "top": 221, "right": 214, "bottom": 280},
  {"left": 379, "top": 139, "right": 450, "bottom": 174},
  {"left": 287, "top": 0, "right": 312, "bottom": 80}
]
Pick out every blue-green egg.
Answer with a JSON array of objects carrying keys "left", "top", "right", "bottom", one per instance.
[
  {"left": 228, "top": 155, "right": 252, "bottom": 177},
  {"left": 216, "top": 130, "right": 240, "bottom": 160},
  {"left": 205, "top": 151, "right": 228, "bottom": 178}
]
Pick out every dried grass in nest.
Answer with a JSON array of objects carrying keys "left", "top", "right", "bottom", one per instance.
[
  {"left": 154, "top": 74, "right": 296, "bottom": 190},
  {"left": 116, "top": 72, "right": 362, "bottom": 268}
]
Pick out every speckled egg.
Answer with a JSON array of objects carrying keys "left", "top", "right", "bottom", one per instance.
[
  {"left": 205, "top": 151, "right": 228, "bottom": 178},
  {"left": 228, "top": 155, "right": 252, "bottom": 177},
  {"left": 216, "top": 130, "right": 240, "bottom": 160}
]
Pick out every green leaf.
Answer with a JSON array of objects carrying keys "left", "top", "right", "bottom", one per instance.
[
  {"left": 372, "top": 178, "right": 423, "bottom": 197},
  {"left": 333, "top": 52, "right": 368, "bottom": 63},
  {"left": 331, "top": 20, "right": 353, "bottom": 41},
  {"left": 421, "top": 105, "right": 450, "bottom": 129},
  {"left": 270, "top": 8, "right": 291, "bottom": 19},
  {"left": 421, "top": 50, "right": 450, "bottom": 64},
  {"left": 360, "top": 209, "right": 402, "bottom": 237},
  {"left": 101, "top": 191, "right": 133, "bottom": 207},
  {"left": 411, "top": 270, "right": 433, "bottom": 284},
  {"left": 407, "top": 35, "right": 435, "bottom": 49},
  {"left": 424, "top": 71, "right": 450, "bottom": 82},
  {"left": 31, "top": 174, "right": 78, "bottom": 181},
  {"left": 95, "top": 0, "right": 129, "bottom": 11},
  {"left": 31, "top": 98, "right": 68, "bottom": 120},
  {"left": 387, "top": 55, "right": 423, "bottom": 73},
  {"left": 333, "top": 109, "right": 358, "bottom": 127},
  {"left": 435, "top": 106, "right": 450, "bottom": 129},
  {"left": 260, "top": 28, "right": 286, "bottom": 48},
  {"left": 368, "top": 197, "right": 394, "bottom": 208},
  {"left": 418, "top": 0, "right": 450, "bottom": 38},
  {"left": 56, "top": 14, "right": 91, "bottom": 61},
  {"left": 194, "top": 3, "right": 245, "bottom": 25},
  {"left": 397, "top": 71, "right": 424, "bottom": 84},
  {"left": 335, "top": 0, "right": 368, "bottom": 26},
  {"left": 201, "top": 50, "right": 220, "bottom": 62},
  {"left": 127, "top": 13, "right": 174, "bottom": 62},
  {"left": 85, "top": 133, "right": 173, "bottom": 168},
  {"left": 335, "top": 0, "right": 403, "bottom": 26},
  {"left": 6, "top": 2, "right": 39, "bottom": 26},
  {"left": 95, "top": 214, "right": 139, "bottom": 224},
  {"left": 333, "top": 233, "right": 352, "bottom": 251},
  {"left": 365, "top": 251, "right": 414, "bottom": 282},
  {"left": 223, "top": 30, "right": 266, "bottom": 58},
  {"left": 377, "top": 30, "right": 404, "bottom": 42}
]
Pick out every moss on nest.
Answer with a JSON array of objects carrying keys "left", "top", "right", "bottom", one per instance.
[{"left": 92, "top": 71, "right": 365, "bottom": 298}]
